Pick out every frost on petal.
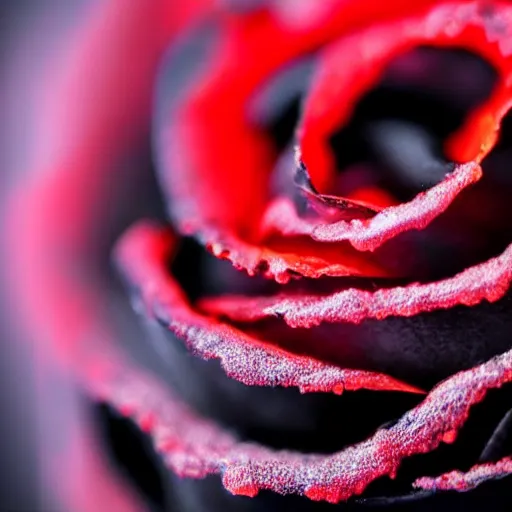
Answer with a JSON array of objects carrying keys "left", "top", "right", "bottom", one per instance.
[
  {"left": 115, "top": 222, "right": 421, "bottom": 394},
  {"left": 260, "top": 162, "right": 482, "bottom": 251},
  {"left": 93, "top": 341, "right": 512, "bottom": 503},
  {"left": 204, "top": 228, "right": 406, "bottom": 283},
  {"left": 200, "top": 240, "right": 512, "bottom": 327},
  {"left": 414, "top": 457, "right": 512, "bottom": 492},
  {"left": 298, "top": 2, "right": 512, "bottom": 193},
  {"left": 155, "top": 1, "right": 463, "bottom": 278}
]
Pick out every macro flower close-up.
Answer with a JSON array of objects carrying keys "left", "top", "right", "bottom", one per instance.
[{"left": 2, "top": 0, "right": 512, "bottom": 510}]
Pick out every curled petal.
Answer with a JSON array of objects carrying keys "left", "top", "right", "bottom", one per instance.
[
  {"left": 261, "top": 162, "right": 482, "bottom": 250},
  {"left": 160, "top": 0, "right": 452, "bottom": 234},
  {"left": 200, "top": 240, "right": 512, "bottom": 327},
  {"left": 156, "top": 1, "right": 457, "bottom": 278},
  {"left": 205, "top": 229, "right": 402, "bottom": 284},
  {"left": 299, "top": 2, "right": 512, "bottom": 192},
  {"left": 294, "top": 160, "right": 383, "bottom": 222},
  {"left": 95, "top": 342, "right": 512, "bottom": 502},
  {"left": 115, "top": 222, "right": 420, "bottom": 394},
  {"left": 224, "top": 348, "right": 512, "bottom": 501},
  {"left": 414, "top": 456, "right": 512, "bottom": 492}
]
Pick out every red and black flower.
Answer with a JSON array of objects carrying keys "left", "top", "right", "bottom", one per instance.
[{"left": 5, "top": 0, "right": 512, "bottom": 510}]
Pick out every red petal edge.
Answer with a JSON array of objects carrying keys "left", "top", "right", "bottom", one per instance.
[
  {"left": 299, "top": 2, "right": 512, "bottom": 191},
  {"left": 115, "top": 222, "right": 421, "bottom": 394},
  {"left": 161, "top": 0, "right": 449, "bottom": 236},
  {"left": 7, "top": 0, "right": 512, "bottom": 506},
  {"left": 200, "top": 240, "right": 512, "bottom": 327},
  {"left": 261, "top": 162, "right": 482, "bottom": 251},
  {"left": 160, "top": 1, "right": 472, "bottom": 282},
  {"left": 414, "top": 456, "right": 512, "bottom": 492},
  {"left": 92, "top": 342, "right": 512, "bottom": 502},
  {"left": 204, "top": 227, "right": 398, "bottom": 284}
]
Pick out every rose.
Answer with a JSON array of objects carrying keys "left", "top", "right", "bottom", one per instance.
[
  {"left": 6, "top": 0, "right": 512, "bottom": 510},
  {"left": 116, "top": 0, "right": 512, "bottom": 507}
]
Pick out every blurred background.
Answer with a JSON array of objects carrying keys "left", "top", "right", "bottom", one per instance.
[{"left": 1, "top": 2, "right": 163, "bottom": 510}]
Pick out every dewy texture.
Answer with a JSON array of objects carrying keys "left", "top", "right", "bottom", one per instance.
[
  {"left": 116, "top": 223, "right": 422, "bottom": 395},
  {"left": 90, "top": 329, "right": 512, "bottom": 502},
  {"left": 414, "top": 456, "right": 512, "bottom": 492},
  {"left": 6, "top": 0, "right": 512, "bottom": 508}
]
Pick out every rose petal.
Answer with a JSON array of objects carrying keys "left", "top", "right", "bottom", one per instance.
[
  {"left": 94, "top": 341, "right": 512, "bottom": 502},
  {"left": 299, "top": 2, "right": 512, "bottom": 193},
  {"left": 156, "top": 1, "right": 456, "bottom": 279},
  {"left": 414, "top": 456, "right": 512, "bottom": 492},
  {"left": 260, "top": 162, "right": 482, "bottom": 250},
  {"left": 479, "top": 408, "right": 512, "bottom": 462},
  {"left": 115, "top": 222, "right": 421, "bottom": 394},
  {"left": 200, "top": 239, "right": 512, "bottom": 327},
  {"left": 294, "top": 160, "right": 383, "bottom": 222},
  {"left": 204, "top": 228, "right": 405, "bottom": 283}
]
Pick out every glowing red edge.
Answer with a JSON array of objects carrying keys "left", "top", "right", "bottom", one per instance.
[
  {"left": 163, "top": 2, "right": 512, "bottom": 285},
  {"left": 90, "top": 339, "right": 512, "bottom": 502},
  {"left": 414, "top": 456, "right": 512, "bottom": 492},
  {"left": 298, "top": 2, "right": 512, "bottom": 192},
  {"left": 5, "top": 0, "right": 512, "bottom": 506},
  {"left": 114, "top": 221, "right": 422, "bottom": 395},
  {"left": 201, "top": 226, "right": 402, "bottom": 284},
  {"left": 199, "top": 239, "right": 512, "bottom": 328},
  {"left": 260, "top": 162, "right": 482, "bottom": 251},
  {"left": 161, "top": 2, "right": 490, "bottom": 282}
]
